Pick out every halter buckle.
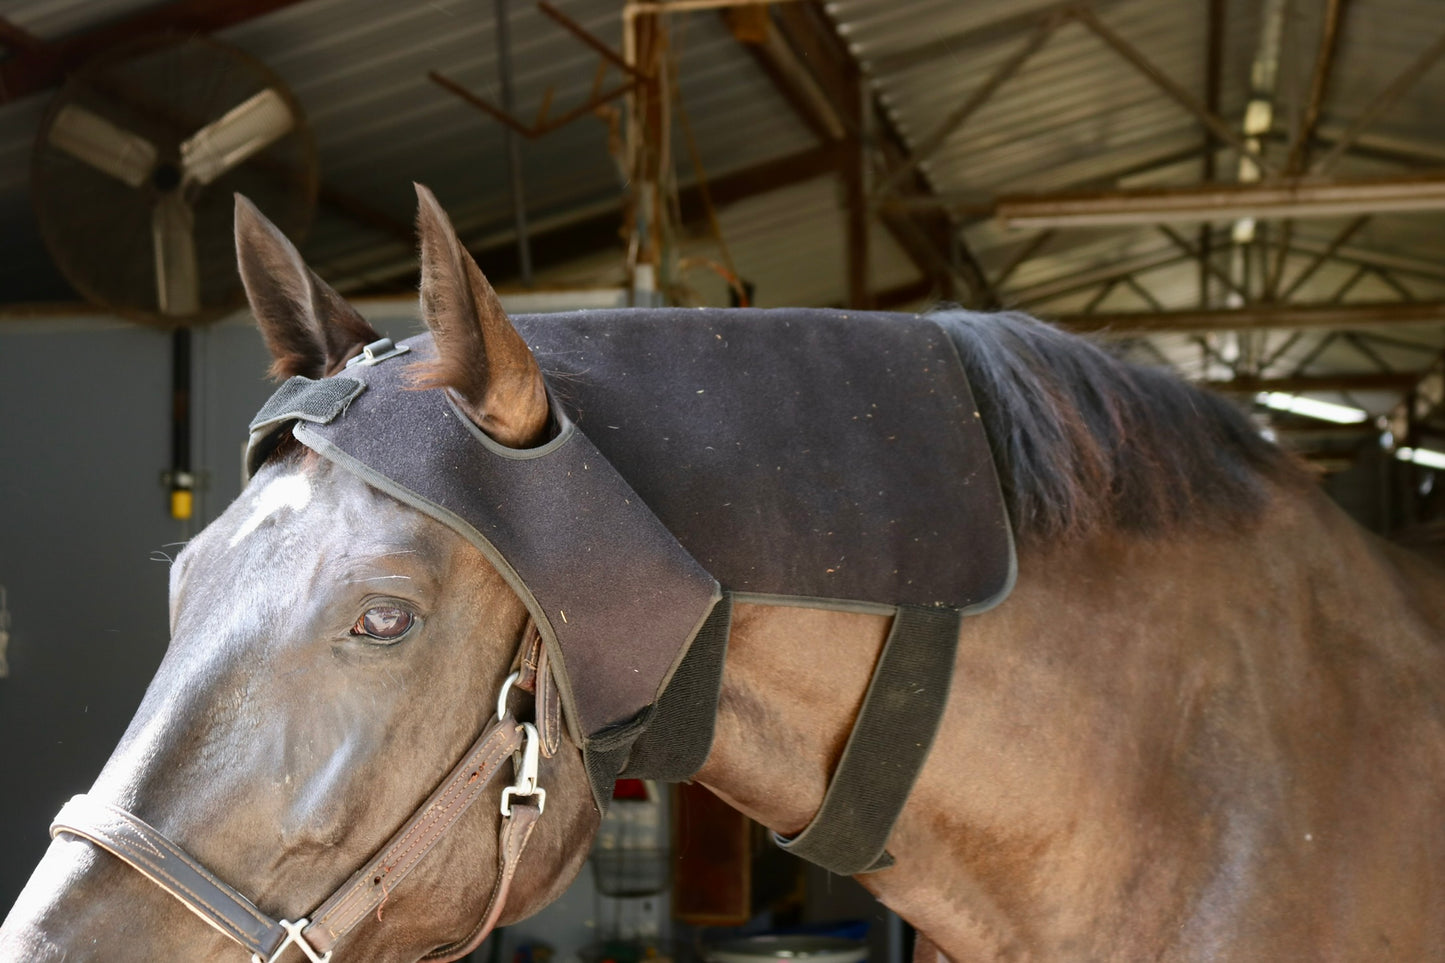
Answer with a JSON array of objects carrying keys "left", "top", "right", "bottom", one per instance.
[
  {"left": 250, "top": 918, "right": 331, "bottom": 963},
  {"left": 500, "top": 721, "right": 546, "bottom": 816}
]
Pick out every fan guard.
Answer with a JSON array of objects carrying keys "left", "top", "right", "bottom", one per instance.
[{"left": 32, "top": 34, "right": 317, "bottom": 326}]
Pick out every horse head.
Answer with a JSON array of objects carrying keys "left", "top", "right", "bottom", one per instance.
[{"left": 0, "top": 186, "right": 600, "bottom": 962}]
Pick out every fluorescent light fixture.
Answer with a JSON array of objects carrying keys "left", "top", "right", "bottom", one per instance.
[
  {"left": 1397, "top": 447, "right": 1445, "bottom": 470},
  {"left": 1256, "top": 392, "right": 1369, "bottom": 425}
]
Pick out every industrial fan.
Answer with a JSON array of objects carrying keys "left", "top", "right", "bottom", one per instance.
[{"left": 33, "top": 35, "right": 317, "bottom": 324}]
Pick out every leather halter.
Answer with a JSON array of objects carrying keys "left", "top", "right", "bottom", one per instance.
[{"left": 50, "top": 639, "right": 548, "bottom": 963}]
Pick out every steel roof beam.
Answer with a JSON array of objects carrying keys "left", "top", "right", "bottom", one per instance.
[
  {"left": 1057, "top": 300, "right": 1445, "bottom": 334},
  {"left": 1278, "top": 215, "right": 1370, "bottom": 301},
  {"left": 1268, "top": 0, "right": 1347, "bottom": 300},
  {"left": 1207, "top": 372, "right": 1423, "bottom": 394},
  {"left": 993, "top": 172, "right": 1445, "bottom": 228},
  {"left": 1073, "top": 7, "right": 1279, "bottom": 177},
  {"left": 872, "top": 15, "right": 1062, "bottom": 198},
  {"left": 734, "top": 1, "right": 996, "bottom": 306},
  {"left": 1008, "top": 248, "right": 1197, "bottom": 307},
  {"left": 1313, "top": 25, "right": 1445, "bottom": 175},
  {"left": 1157, "top": 225, "right": 1247, "bottom": 301}
]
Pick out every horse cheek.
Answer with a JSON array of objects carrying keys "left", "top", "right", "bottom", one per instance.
[{"left": 275, "top": 722, "right": 380, "bottom": 852}]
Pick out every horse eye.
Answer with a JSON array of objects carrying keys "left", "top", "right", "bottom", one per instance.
[{"left": 353, "top": 605, "right": 414, "bottom": 642}]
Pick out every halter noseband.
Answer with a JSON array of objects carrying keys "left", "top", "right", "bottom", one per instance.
[{"left": 50, "top": 635, "right": 547, "bottom": 963}]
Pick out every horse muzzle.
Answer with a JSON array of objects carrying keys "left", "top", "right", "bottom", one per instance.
[{"left": 33, "top": 668, "right": 546, "bottom": 963}]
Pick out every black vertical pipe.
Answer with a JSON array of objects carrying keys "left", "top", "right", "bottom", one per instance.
[
  {"left": 170, "top": 327, "right": 193, "bottom": 520},
  {"left": 496, "top": 0, "right": 533, "bottom": 286}
]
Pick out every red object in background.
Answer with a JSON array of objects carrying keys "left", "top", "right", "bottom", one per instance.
[{"left": 612, "top": 778, "right": 650, "bottom": 801}]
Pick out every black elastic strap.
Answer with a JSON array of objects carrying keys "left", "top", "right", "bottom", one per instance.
[
  {"left": 621, "top": 591, "right": 733, "bottom": 782},
  {"left": 773, "top": 604, "right": 961, "bottom": 875}
]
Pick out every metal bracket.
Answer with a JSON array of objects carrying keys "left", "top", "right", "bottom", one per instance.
[
  {"left": 346, "top": 338, "right": 410, "bottom": 368},
  {"left": 250, "top": 919, "right": 331, "bottom": 963}
]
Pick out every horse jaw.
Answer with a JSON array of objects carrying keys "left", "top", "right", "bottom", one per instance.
[{"left": 0, "top": 455, "right": 599, "bottom": 962}]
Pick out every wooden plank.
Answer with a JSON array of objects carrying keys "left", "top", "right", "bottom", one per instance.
[{"left": 671, "top": 782, "right": 752, "bottom": 926}]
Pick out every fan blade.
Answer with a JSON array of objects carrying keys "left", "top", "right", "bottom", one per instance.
[
  {"left": 152, "top": 194, "right": 200, "bottom": 316},
  {"left": 180, "top": 88, "right": 294, "bottom": 186},
  {"left": 49, "top": 104, "right": 158, "bottom": 188}
]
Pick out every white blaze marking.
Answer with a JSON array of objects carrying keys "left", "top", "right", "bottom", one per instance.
[{"left": 229, "top": 473, "right": 313, "bottom": 547}]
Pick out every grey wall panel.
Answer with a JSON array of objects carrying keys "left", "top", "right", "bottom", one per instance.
[{"left": 0, "top": 321, "right": 182, "bottom": 910}]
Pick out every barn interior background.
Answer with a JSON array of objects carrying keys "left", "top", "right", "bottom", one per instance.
[{"left": 2, "top": 0, "right": 1444, "bottom": 960}]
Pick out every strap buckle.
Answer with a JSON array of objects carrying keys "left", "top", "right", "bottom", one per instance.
[
  {"left": 250, "top": 919, "right": 331, "bottom": 963},
  {"left": 500, "top": 722, "right": 546, "bottom": 816},
  {"left": 345, "top": 337, "right": 410, "bottom": 367}
]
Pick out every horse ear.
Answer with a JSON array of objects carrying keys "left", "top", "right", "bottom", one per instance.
[
  {"left": 413, "top": 183, "right": 549, "bottom": 448},
  {"left": 234, "top": 194, "right": 382, "bottom": 380}
]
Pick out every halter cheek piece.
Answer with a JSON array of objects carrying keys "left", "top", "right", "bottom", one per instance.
[{"left": 50, "top": 630, "right": 547, "bottom": 963}]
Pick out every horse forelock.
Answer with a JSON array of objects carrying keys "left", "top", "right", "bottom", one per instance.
[{"left": 933, "top": 310, "right": 1302, "bottom": 545}]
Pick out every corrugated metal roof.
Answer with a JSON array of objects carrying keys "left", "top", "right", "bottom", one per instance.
[
  {"left": 0, "top": 0, "right": 815, "bottom": 302},
  {"left": 2, "top": 0, "right": 1445, "bottom": 433}
]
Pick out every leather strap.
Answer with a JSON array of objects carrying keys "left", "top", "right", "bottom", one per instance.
[
  {"left": 534, "top": 645, "right": 562, "bottom": 759},
  {"left": 513, "top": 624, "right": 560, "bottom": 759},
  {"left": 51, "top": 796, "right": 289, "bottom": 959},
  {"left": 303, "top": 718, "right": 526, "bottom": 954},
  {"left": 423, "top": 799, "right": 542, "bottom": 962},
  {"left": 52, "top": 711, "right": 530, "bottom": 961}
]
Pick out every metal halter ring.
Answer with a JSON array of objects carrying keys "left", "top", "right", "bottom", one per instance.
[
  {"left": 250, "top": 918, "right": 331, "bottom": 963},
  {"left": 496, "top": 670, "right": 521, "bottom": 721}
]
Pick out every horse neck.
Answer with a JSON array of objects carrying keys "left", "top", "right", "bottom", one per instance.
[{"left": 693, "top": 487, "right": 1445, "bottom": 958}]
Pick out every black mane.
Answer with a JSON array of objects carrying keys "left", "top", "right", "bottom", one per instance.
[{"left": 932, "top": 310, "right": 1299, "bottom": 544}]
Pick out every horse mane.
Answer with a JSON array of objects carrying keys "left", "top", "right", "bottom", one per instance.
[{"left": 932, "top": 309, "right": 1302, "bottom": 544}]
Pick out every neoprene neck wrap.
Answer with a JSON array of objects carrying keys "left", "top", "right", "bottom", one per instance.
[{"left": 247, "top": 337, "right": 722, "bottom": 810}]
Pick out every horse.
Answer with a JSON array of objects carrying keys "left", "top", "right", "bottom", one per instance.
[{"left": 3, "top": 183, "right": 1444, "bottom": 962}]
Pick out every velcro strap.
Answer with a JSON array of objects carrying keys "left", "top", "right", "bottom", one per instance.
[
  {"left": 773, "top": 605, "right": 962, "bottom": 875},
  {"left": 51, "top": 795, "right": 287, "bottom": 958},
  {"left": 245, "top": 375, "right": 365, "bottom": 477},
  {"left": 302, "top": 718, "right": 525, "bottom": 954},
  {"left": 249, "top": 375, "right": 365, "bottom": 434}
]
